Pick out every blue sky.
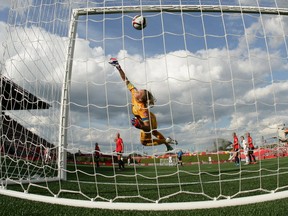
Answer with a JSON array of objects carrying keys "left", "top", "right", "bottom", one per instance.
[{"left": 1, "top": 0, "right": 288, "bottom": 155}]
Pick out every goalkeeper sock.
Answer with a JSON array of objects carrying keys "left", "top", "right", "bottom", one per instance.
[
  {"left": 118, "top": 161, "right": 121, "bottom": 169},
  {"left": 121, "top": 160, "right": 125, "bottom": 169},
  {"left": 246, "top": 156, "right": 249, "bottom": 163}
]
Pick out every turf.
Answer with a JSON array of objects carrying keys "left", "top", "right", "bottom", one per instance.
[
  {"left": 1, "top": 157, "right": 288, "bottom": 215},
  {"left": 0, "top": 194, "right": 287, "bottom": 216}
]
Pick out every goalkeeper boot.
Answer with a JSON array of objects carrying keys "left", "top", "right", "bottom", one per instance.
[{"left": 166, "top": 137, "right": 178, "bottom": 145}]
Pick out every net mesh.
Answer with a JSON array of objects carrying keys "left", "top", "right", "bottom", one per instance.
[{"left": 0, "top": 0, "right": 288, "bottom": 210}]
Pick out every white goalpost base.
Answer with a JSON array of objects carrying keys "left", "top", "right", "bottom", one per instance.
[{"left": 1, "top": 187, "right": 288, "bottom": 210}]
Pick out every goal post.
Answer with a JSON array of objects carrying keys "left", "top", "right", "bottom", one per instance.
[
  {"left": 58, "top": 8, "right": 79, "bottom": 181},
  {"left": 1, "top": 0, "right": 288, "bottom": 211}
]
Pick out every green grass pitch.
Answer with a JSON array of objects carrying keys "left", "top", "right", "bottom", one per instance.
[{"left": 1, "top": 157, "right": 288, "bottom": 215}]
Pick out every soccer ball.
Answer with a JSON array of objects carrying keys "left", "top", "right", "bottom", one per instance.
[{"left": 132, "top": 15, "right": 147, "bottom": 30}]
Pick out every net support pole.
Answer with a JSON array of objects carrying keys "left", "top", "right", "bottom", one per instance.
[{"left": 58, "top": 9, "right": 79, "bottom": 181}]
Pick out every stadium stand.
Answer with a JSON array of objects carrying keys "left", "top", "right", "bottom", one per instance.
[{"left": 0, "top": 76, "right": 53, "bottom": 161}]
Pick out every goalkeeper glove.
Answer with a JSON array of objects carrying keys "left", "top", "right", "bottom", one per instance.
[
  {"left": 109, "top": 57, "right": 120, "bottom": 68},
  {"left": 131, "top": 117, "right": 142, "bottom": 129}
]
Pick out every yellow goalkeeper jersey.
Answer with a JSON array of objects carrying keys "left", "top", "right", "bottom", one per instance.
[{"left": 127, "top": 82, "right": 149, "bottom": 122}]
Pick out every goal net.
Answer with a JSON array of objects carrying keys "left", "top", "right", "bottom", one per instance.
[{"left": 1, "top": 0, "right": 288, "bottom": 211}]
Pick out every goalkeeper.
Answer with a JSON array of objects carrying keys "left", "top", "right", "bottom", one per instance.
[{"left": 109, "top": 58, "right": 177, "bottom": 151}]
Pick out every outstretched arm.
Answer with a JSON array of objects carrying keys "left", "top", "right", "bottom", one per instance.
[{"left": 116, "top": 65, "right": 130, "bottom": 86}]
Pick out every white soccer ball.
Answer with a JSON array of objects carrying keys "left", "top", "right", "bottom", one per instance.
[{"left": 132, "top": 15, "right": 147, "bottom": 30}]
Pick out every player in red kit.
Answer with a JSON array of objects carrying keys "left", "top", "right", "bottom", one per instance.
[
  {"left": 247, "top": 132, "right": 257, "bottom": 164},
  {"left": 232, "top": 132, "right": 240, "bottom": 166},
  {"left": 115, "top": 132, "right": 124, "bottom": 170}
]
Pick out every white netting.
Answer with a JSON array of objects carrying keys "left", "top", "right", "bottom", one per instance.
[{"left": 0, "top": 0, "right": 288, "bottom": 210}]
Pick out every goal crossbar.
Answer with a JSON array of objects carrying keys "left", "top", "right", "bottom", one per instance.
[{"left": 74, "top": 5, "right": 288, "bottom": 16}]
